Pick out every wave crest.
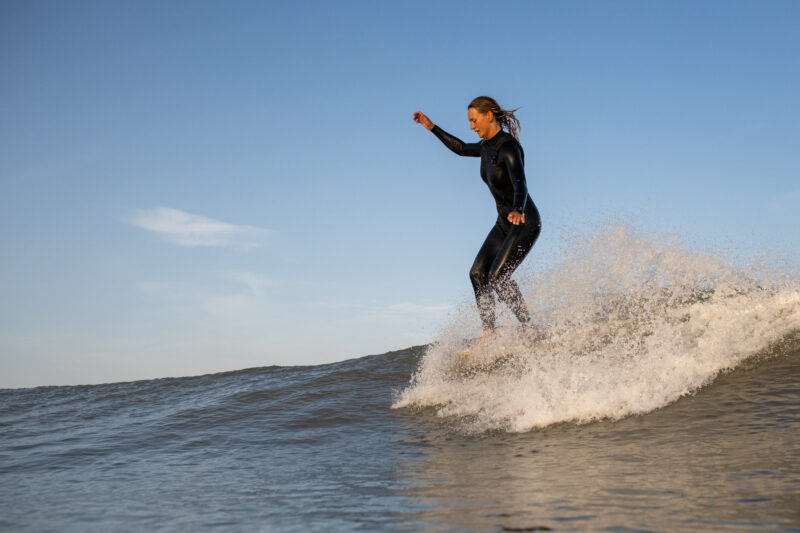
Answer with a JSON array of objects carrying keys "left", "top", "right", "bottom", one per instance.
[{"left": 392, "top": 222, "right": 800, "bottom": 432}]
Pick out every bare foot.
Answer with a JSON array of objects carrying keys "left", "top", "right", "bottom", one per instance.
[
  {"left": 458, "top": 330, "right": 495, "bottom": 357},
  {"left": 474, "top": 330, "right": 495, "bottom": 350}
]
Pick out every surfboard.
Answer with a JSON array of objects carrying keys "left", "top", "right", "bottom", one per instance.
[
  {"left": 449, "top": 324, "right": 558, "bottom": 377},
  {"left": 450, "top": 335, "right": 522, "bottom": 376}
]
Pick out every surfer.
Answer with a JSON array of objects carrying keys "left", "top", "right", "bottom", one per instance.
[{"left": 413, "top": 96, "right": 541, "bottom": 342}]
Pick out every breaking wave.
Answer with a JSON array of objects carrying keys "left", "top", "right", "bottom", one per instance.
[{"left": 393, "top": 221, "right": 800, "bottom": 432}]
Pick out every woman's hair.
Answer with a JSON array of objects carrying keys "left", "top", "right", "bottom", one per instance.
[{"left": 468, "top": 96, "right": 521, "bottom": 139}]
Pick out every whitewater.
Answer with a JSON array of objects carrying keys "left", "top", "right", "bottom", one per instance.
[
  {"left": 394, "top": 222, "right": 800, "bottom": 433},
  {"left": 1, "top": 222, "right": 799, "bottom": 531}
]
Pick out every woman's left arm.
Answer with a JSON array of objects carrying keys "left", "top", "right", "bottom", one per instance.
[{"left": 501, "top": 142, "right": 528, "bottom": 225}]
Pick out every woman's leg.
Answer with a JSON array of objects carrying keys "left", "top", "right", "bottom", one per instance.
[
  {"left": 469, "top": 223, "right": 507, "bottom": 331},
  {"left": 488, "top": 220, "right": 541, "bottom": 324}
]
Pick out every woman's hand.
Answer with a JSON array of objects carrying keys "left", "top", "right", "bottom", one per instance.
[
  {"left": 507, "top": 211, "right": 526, "bottom": 225},
  {"left": 413, "top": 111, "right": 434, "bottom": 130}
]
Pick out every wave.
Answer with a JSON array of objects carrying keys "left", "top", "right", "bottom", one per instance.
[{"left": 392, "top": 221, "right": 800, "bottom": 433}]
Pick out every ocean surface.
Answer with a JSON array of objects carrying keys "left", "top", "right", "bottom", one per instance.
[{"left": 2, "top": 224, "right": 799, "bottom": 532}]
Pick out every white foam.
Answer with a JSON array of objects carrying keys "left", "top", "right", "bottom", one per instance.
[{"left": 392, "top": 222, "right": 800, "bottom": 433}]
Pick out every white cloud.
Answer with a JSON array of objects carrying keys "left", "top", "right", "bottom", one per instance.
[
  {"left": 127, "top": 206, "right": 270, "bottom": 249},
  {"left": 387, "top": 302, "right": 454, "bottom": 319},
  {"left": 137, "top": 280, "right": 265, "bottom": 320},
  {"left": 305, "top": 300, "right": 455, "bottom": 321},
  {"left": 221, "top": 269, "right": 277, "bottom": 294}
]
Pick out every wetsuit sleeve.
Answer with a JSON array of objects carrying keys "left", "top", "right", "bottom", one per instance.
[
  {"left": 430, "top": 125, "right": 482, "bottom": 157},
  {"left": 499, "top": 142, "right": 528, "bottom": 212}
]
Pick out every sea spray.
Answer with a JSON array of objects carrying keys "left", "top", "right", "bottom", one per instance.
[{"left": 392, "top": 221, "right": 800, "bottom": 432}]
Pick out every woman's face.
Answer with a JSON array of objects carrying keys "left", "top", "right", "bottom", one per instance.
[{"left": 468, "top": 107, "right": 496, "bottom": 139}]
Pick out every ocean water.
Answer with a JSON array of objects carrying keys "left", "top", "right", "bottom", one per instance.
[{"left": 2, "top": 223, "right": 799, "bottom": 532}]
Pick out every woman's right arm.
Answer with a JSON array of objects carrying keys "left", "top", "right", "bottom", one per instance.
[{"left": 413, "top": 111, "right": 481, "bottom": 157}]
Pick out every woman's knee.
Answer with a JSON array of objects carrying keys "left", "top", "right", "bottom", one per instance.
[
  {"left": 469, "top": 266, "right": 487, "bottom": 290},
  {"left": 487, "top": 260, "right": 515, "bottom": 288}
]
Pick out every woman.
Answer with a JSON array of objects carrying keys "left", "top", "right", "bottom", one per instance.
[{"left": 413, "top": 96, "right": 541, "bottom": 341}]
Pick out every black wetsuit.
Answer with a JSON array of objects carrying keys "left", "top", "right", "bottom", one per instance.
[{"left": 431, "top": 125, "right": 541, "bottom": 331}]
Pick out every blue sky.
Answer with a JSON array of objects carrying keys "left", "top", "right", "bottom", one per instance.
[{"left": 1, "top": 0, "right": 798, "bottom": 388}]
